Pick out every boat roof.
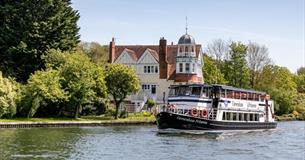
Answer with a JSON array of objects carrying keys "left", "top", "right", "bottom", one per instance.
[
  {"left": 212, "top": 84, "right": 266, "bottom": 95},
  {"left": 169, "top": 83, "right": 266, "bottom": 95}
]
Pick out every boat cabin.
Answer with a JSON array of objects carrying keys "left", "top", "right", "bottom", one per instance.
[{"left": 167, "top": 84, "right": 274, "bottom": 123}]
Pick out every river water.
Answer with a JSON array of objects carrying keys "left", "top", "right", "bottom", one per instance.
[{"left": 0, "top": 121, "right": 304, "bottom": 160}]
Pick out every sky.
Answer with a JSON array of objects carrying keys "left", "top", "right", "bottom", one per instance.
[{"left": 71, "top": 0, "right": 304, "bottom": 73}]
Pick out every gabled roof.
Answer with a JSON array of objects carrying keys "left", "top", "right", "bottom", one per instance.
[
  {"left": 113, "top": 44, "right": 202, "bottom": 63},
  {"left": 112, "top": 44, "right": 202, "bottom": 80},
  {"left": 124, "top": 48, "right": 137, "bottom": 61}
]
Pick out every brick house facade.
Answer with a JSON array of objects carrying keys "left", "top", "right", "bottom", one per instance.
[{"left": 108, "top": 33, "right": 203, "bottom": 109}]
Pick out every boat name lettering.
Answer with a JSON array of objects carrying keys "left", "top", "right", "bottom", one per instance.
[
  {"left": 232, "top": 102, "right": 243, "bottom": 107},
  {"left": 247, "top": 103, "right": 256, "bottom": 108},
  {"left": 177, "top": 116, "right": 195, "bottom": 123},
  {"left": 176, "top": 116, "right": 207, "bottom": 124}
]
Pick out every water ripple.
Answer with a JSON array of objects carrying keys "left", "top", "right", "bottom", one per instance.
[{"left": 0, "top": 121, "right": 304, "bottom": 160}]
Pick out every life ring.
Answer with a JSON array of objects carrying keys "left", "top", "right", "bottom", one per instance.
[
  {"left": 190, "top": 108, "right": 199, "bottom": 117},
  {"left": 167, "top": 104, "right": 176, "bottom": 110},
  {"left": 201, "top": 109, "right": 208, "bottom": 118}
]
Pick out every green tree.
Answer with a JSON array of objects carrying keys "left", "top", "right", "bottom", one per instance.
[
  {"left": 257, "top": 65, "right": 297, "bottom": 115},
  {"left": 297, "top": 67, "right": 305, "bottom": 75},
  {"left": 146, "top": 99, "right": 156, "bottom": 112},
  {"left": 45, "top": 50, "right": 107, "bottom": 118},
  {"left": 0, "top": 0, "right": 80, "bottom": 82},
  {"left": 20, "top": 69, "right": 68, "bottom": 118},
  {"left": 202, "top": 54, "right": 227, "bottom": 84},
  {"left": 78, "top": 42, "right": 109, "bottom": 65},
  {"left": 247, "top": 42, "right": 272, "bottom": 89},
  {"left": 294, "top": 67, "right": 305, "bottom": 93},
  {"left": 224, "top": 42, "right": 250, "bottom": 88},
  {"left": 105, "top": 64, "right": 140, "bottom": 119},
  {"left": 0, "top": 72, "right": 19, "bottom": 118}
]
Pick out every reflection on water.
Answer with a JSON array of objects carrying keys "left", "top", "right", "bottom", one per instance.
[{"left": 0, "top": 121, "right": 304, "bottom": 160}]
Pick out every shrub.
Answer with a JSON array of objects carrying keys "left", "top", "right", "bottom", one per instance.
[{"left": 0, "top": 72, "right": 20, "bottom": 118}]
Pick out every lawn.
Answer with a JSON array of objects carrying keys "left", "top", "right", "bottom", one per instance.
[{"left": 0, "top": 112, "right": 156, "bottom": 123}]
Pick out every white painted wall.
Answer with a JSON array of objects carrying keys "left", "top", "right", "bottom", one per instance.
[{"left": 114, "top": 49, "right": 174, "bottom": 104}]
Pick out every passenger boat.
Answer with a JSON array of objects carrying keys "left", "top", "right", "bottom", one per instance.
[{"left": 156, "top": 84, "right": 277, "bottom": 130}]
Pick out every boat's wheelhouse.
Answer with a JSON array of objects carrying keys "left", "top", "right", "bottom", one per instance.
[{"left": 168, "top": 84, "right": 212, "bottom": 109}]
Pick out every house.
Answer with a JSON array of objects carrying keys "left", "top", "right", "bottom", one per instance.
[{"left": 108, "top": 32, "right": 204, "bottom": 110}]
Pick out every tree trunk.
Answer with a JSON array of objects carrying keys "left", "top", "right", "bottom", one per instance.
[
  {"left": 74, "top": 104, "right": 81, "bottom": 118},
  {"left": 114, "top": 101, "right": 120, "bottom": 119}
]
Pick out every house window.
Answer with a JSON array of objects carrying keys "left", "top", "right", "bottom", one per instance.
[
  {"left": 179, "top": 63, "right": 183, "bottom": 72},
  {"left": 185, "top": 63, "right": 190, "bottom": 72},
  {"left": 144, "top": 66, "right": 158, "bottom": 73},
  {"left": 151, "top": 85, "right": 156, "bottom": 94},
  {"left": 192, "top": 63, "right": 195, "bottom": 72},
  {"left": 144, "top": 66, "right": 147, "bottom": 73},
  {"left": 191, "top": 46, "right": 194, "bottom": 52}
]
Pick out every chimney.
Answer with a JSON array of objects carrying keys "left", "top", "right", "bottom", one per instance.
[
  {"left": 159, "top": 37, "right": 168, "bottom": 79},
  {"left": 108, "top": 37, "right": 115, "bottom": 63}
]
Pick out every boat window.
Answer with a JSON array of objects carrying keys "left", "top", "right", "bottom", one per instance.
[
  {"left": 178, "top": 87, "right": 191, "bottom": 96},
  {"left": 208, "top": 87, "right": 213, "bottom": 98},
  {"left": 254, "top": 94, "right": 258, "bottom": 101},
  {"left": 213, "top": 87, "right": 221, "bottom": 98},
  {"left": 227, "top": 90, "right": 234, "bottom": 99},
  {"left": 230, "top": 112, "right": 233, "bottom": 121},
  {"left": 241, "top": 92, "right": 247, "bottom": 100},
  {"left": 221, "top": 89, "right": 226, "bottom": 98},
  {"left": 255, "top": 114, "right": 259, "bottom": 121},
  {"left": 249, "top": 113, "right": 254, "bottom": 121},
  {"left": 201, "top": 88, "right": 206, "bottom": 98},
  {"left": 245, "top": 113, "right": 249, "bottom": 121},
  {"left": 191, "top": 87, "right": 201, "bottom": 97},
  {"left": 169, "top": 86, "right": 202, "bottom": 97},
  {"left": 248, "top": 93, "right": 253, "bottom": 100},
  {"left": 222, "top": 112, "right": 226, "bottom": 120},
  {"left": 238, "top": 113, "right": 242, "bottom": 121},
  {"left": 226, "top": 112, "right": 231, "bottom": 121},
  {"left": 261, "top": 95, "right": 266, "bottom": 102},
  {"left": 235, "top": 92, "right": 241, "bottom": 99},
  {"left": 233, "top": 112, "right": 237, "bottom": 121},
  {"left": 168, "top": 87, "right": 178, "bottom": 97}
]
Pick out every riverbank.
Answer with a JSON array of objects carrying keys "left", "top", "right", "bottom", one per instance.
[
  {"left": 275, "top": 112, "right": 305, "bottom": 121},
  {"left": 0, "top": 113, "right": 156, "bottom": 128}
]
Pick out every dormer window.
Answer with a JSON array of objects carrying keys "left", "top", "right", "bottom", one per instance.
[{"left": 191, "top": 46, "right": 194, "bottom": 52}]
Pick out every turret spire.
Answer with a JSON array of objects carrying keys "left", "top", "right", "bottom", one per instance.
[{"left": 185, "top": 16, "right": 188, "bottom": 34}]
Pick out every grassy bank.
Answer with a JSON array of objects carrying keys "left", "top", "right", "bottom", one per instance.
[
  {"left": 0, "top": 113, "right": 156, "bottom": 123},
  {"left": 275, "top": 114, "right": 305, "bottom": 121}
]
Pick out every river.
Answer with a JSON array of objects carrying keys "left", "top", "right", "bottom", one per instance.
[{"left": 0, "top": 121, "right": 304, "bottom": 160}]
